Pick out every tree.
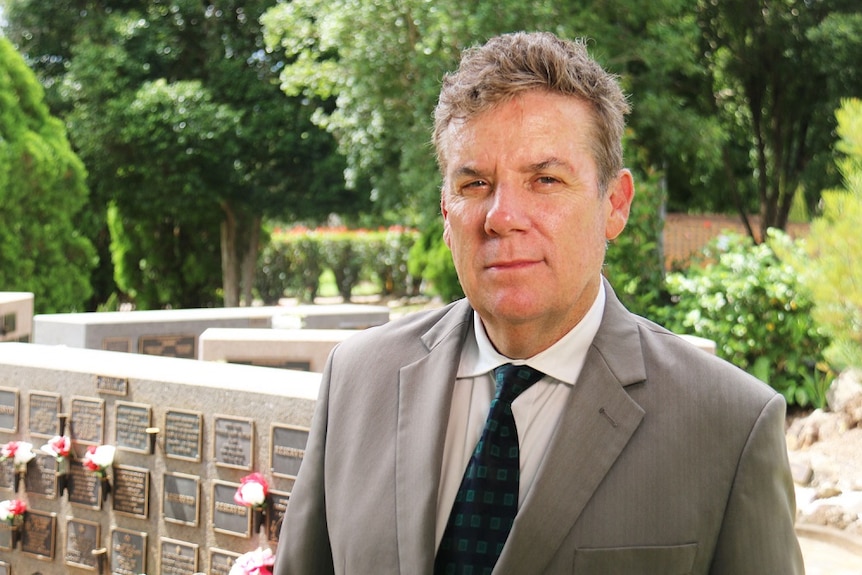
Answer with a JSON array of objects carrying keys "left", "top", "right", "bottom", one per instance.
[
  {"left": 0, "top": 37, "right": 95, "bottom": 313},
  {"left": 3, "top": 0, "right": 362, "bottom": 308}
]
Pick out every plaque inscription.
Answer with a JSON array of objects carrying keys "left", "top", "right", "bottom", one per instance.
[
  {"left": 28, "top": 392, "right": 61, "bottom": 437},
  {"left": 159, "top": 538, "right": 199, "bottom": 575},
  {"left": 102, "top": 337, "right": 131, "bottom": 353},
  {"left": 271, "top": 423, "right": 309, "bottom": 478},
  {"left": 0, "top": 459, "right": 12, "bottom": 491},
  {"left": 96, "top": 374, "right": 129, "bottom": 395},
  {"left": 22, "top": 508, "right": 56, "bottom": 559},
  {"left": 111, "top": 528, "right": 147, "bottom": 575},
  {"left": 140, "top": 334, "right": 196, "bottom": 359},
  {"left": 164, "top": 409, "right": 203, "bottom": 462},
  {"left": 65, "top": 517, "right": 100, "bottom": 570},
  {"left": 70, "top": 396, "right": 105, "bottom": 445},
  {"left": 163, "top": 472, "right": 200, "bottom": 526},
  {"left": 115, "top": 402, "right": 152, "bottom": 452},
  {"left": 24, "top": 453, "right": 58, "bottom": 499},
  {"left": 68, "top": 461, "right": 101, "bottom": 509},
  {"left": 214, "top": 415, "right": 254, "bottom": 470},
  {"left": 0, "top": 523, "right": 14, "bottom": 551},
  {"left": 113, "top": 465, "right": 150, "bottom": 518},
  {"left": 268, "top": 489, "right": 291, "bottom": 546},
  {"left": 210, "top": 548, "right": 241, "bottom": 575},
  {"left": 212, "top": 480, "right": 250, "bottom": 537},
  {"left": 0, "top": 386, "right": 18, "bottom": 432}
]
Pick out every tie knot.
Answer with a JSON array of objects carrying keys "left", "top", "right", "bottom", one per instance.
[{"left": 494, "top": 363, "right": 544, "bottom": 403}]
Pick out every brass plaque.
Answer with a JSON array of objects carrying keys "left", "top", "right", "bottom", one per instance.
[
  {"left": 0, "top": 386, "right": 18, "bottom": 432},
  {"left": 96, "top": 374, "right": 128, "bottom": 395},
  {"left": 22, "top": 508, "right": 56, "bottom": 560},
  {"left": 163, "top": 472, "right": 200, "bottom": 526},
  {"left": 0, "top": 459, "right": 13, "bottom": 491},
  {"left": 113, "top": 465, "right": 150, "bottom": 518},
  {"left": 65, "top": 517, "right": 100, "bottom": 570},
  {"left": 111, "top": 528, "right": 147, "bottom": 575},
  {"left": 102, "top": 338, "right": 131, "bottom": 353},
  {"left": 139, "top": 334, "right": 196, "bottom": 359},
  {"left": 70, "top": 396, "right": 105, "bottom": 446},
  {"left": 159, "top": 537, "right": 199, "bottom": 575},
  {"left": 28, "top": 391, "right": 61, "bottom": 438},
  {"left": 115, "top": 401, "right": 152, "bottom": 453},
  {"left": 210, "top": 548, "right": 241, "bottom": 575},
  {"left": 0, "top": 559, "right": 9, "bottom": 575},
  {"left": 213, "top": 414, "right": 254, "bottom": 470},
  {"left": 212, "top": 480, "right": 250, "bottom": 538},
  {"left": 271, "top": 423, "right": 310, "bottom": 478},
  {"left": 268, "top": 489, "right": 291, "bottom": 547},
  {"left": 0, "top": 524, "right": 14, "bottom": 551},
  {"left": 164, "top": 409, "right": 203, "bottom": 462},
  {"left": 68, "top": 461, "right": 102, "bottom": 509},
  {"left": 24, "top": 453, "right": 58, "bottom": 499}
]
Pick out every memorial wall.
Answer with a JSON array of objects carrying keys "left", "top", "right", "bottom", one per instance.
[
  {"left": 0, "top": 342, "right": 320, "bottom": 575},
  {"left": 0, "top": 293, "right": 33, "bottom": 344}
]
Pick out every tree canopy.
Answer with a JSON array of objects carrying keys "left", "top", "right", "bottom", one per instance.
[{"left": 0, "top": 36, "right": 95, "bottom": 313}]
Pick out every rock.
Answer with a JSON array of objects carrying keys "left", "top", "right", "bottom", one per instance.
[{"left": 827, "top": 368, "right": 862, "bottom": 413}]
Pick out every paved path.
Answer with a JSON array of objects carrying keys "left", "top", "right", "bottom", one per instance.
[{"left": 798, "top": 527, "right": 862, "bottom": 574}]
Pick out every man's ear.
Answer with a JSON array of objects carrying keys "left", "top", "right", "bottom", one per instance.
[
  {"left": 605, "top": 169, "right": 634, "bottom": 241},
  {"left": 441, "top": 194, "right": 452, "bottom": 249}
]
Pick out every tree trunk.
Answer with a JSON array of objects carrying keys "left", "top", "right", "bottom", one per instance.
[
  {"left": 221, "top": 203, "right": 240, "bottom": 307},
  {"left": 239, "top": 215, "right": 261, "bottom": 307}
]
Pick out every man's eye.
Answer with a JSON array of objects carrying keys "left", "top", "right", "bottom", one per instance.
[{"left": 536, "top": 176, "right": 560, "bottom": 185}]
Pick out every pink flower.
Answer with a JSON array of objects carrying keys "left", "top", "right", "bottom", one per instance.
[
  {"left": 0, "top": 441, "right": 36, "bottom": 470},
  {"left": 82, "top": 444, "right": 115, "bottom": 476},
  {"left": 41, "top": 436, "right": 72, "bottom": 460},
  {"left": 229, "top": 547, "right": 275, "bottom": 575},
  {"left": 0, "top": 499, "right": 27, "bottom": 523},
  {"left": 234, "top": 472, "right": 269, "bottom": 509}
]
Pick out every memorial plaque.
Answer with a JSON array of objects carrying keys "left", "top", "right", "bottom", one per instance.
[
  {"left": 111, "top": 528, "right": 147, "bottom": 575},
  {"left": 113, "top": 465, "right": 150, "bottom": 518},
  {"left": 210, "top": 548, "right": 241, "bottom": 575},
  {"left": 70, "top": 396, "right": 105, "bottom": 445},
  {"left": 24, "top": 453, "right": 58, "bottom": 499},
  {"left": 115, "top": 401, "right": 152, "bottom": 453},
  {"left": 68, "top": 461, "right": 102, "bottom": 509},
  {"left": 271, "top": 423, "right": 310, "bottom": 478},
  {"left": 96, "top": 374, "right": 128, "bottom": 395},
  {"left": 0, "top": 459, "right": 13, "bottom": 491},
  {"left": 159, "top": 538, "right": 199, "bottom": 575},
  {"left": 28, "top": 391, "right": 61, "bottom": 438},
  {"left": 140, "top": 334, "right": 196, "bottom": 359},
  {"left": 102, "top": 337, "right": 131, "bottom": 353},
  {"left": 0, "top": 523, "right": 15, "bottom": 551},
  {"left": 214, "top": 414, "right": 254, "bottom": 470},
  {"left": 0, "top": 312, "right": 15, "bottom": 334},
  {"left": 22, "top": 508, "right": 56, "bottom": 560},
  {"left": 267, "top": 489, "right": 291, "bottom": 546},
  {"left": 163, "top": 472, "right": 200, "bottom": 526},
  {"left": 212, "top": 480, "right": 250, "bottom": 537},
  {"left": 164, "top": 409, "right": 203, "bottom": 462},
  {"left": 0, "top": 559, "right": 9, "bottom": 575},
  {"left": 65, "top": 517, "right": 100, "bottom": 570},
  {"left": 0, "top": 386, "right": 18, "bottom": 432}
]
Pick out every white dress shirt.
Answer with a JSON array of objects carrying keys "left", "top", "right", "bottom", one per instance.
[{"left": 434, "top": 282, "right": 606, "bottom": 548}]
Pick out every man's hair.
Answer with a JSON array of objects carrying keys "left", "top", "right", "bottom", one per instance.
[{"left": 433, "top": 31, "right": 630, "bottom": 194}]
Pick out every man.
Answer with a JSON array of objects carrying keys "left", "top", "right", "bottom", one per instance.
[{"left": 274, "top": 31, "right": 803, "bottom": 574}]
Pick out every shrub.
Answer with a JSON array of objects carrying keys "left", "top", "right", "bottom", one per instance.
[{"left": 655, "top": 232, "right": 832, "bottom": 407}]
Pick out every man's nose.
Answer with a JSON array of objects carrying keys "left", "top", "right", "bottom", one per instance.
[{"left": 484, "top": 182, "right": 530, "bottom": 236}]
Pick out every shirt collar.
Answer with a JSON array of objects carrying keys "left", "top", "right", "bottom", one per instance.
[{"left": 457, "top": 280, "right": 606, "bottom": 385}]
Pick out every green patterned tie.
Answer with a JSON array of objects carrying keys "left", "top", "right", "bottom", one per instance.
[{"left": 435, "top": 363, "right": 544, "bottom": 575}]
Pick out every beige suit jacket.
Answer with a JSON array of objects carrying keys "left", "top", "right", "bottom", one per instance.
[{"left": 273, "top": 284, "right": 803, "bottom": 574}]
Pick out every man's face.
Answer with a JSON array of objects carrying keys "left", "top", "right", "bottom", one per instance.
[{"left": 440, "top": 90, "right": 633, "bottom": 354}]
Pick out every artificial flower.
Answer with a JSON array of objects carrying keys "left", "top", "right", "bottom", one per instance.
[
  {"left": 234, "top": 472, "right": 269, "bottom": 509},
  {"left": 0, "top": 499, "right": 27, "bottom": 524},
  {"left": 40, "top": 435, "right": 72, "bottom": 460},
  {"left": 0, "top": 441, "right": 36, "bottom": 470},
  {"left": 82, "top": 444, "right": 116, "bottom": 476},
  {"left": 229, "top": 547, "right": 274, "bottom": 575}
]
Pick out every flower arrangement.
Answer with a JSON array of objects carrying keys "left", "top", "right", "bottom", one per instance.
[
  {"left": 0, "top": 441, "right": 36, "bottom": 472},
  {"left": 0, "top": 499, "right": 26, "bottom": 525},
  {"left": 234, "top": 472, "right": 269, "bottom": 510},
  {"left": 40, "top": 435, "right": 72, "bottom": 461},
  {"left": 229, "top": 547, "right": 275, "bottom": 575},
  {"left": 82, "top": 444, "right": 116, "bottom": 477}
]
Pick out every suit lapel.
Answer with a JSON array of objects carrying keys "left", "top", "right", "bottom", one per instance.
[
  {"left": 496, "top": 285, "right": 648, "bottom": 573},
  {"left": 395, "top": 301, "right": 472, "bottom": 574}
]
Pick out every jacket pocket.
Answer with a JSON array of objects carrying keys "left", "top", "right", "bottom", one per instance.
[{"left": 573, "top": 543, "right": 698, "bottom": 574}]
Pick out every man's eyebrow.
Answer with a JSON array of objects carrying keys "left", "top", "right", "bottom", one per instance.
[
  {"left": 527, "top": 157, "right": 571, "bottom": 172},
  {"left": 451, "top": 166, "right": 484, "bottom": 180}
]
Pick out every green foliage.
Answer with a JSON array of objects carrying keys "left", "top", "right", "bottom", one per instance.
[
  {"left": 0, "top": 37, "right": 95, "bottom": 313},
  {"left": 257, "top": 227, "right": 420, "bottom": 304},
  {"left": 408, "top": 220, "right": 464, "bottom": 303},
  {"left": 776, "top": 99, "right": 862, "bottom": 369},
  {"left": 655, "top": 232, "right": 831, "bottom": 407}
]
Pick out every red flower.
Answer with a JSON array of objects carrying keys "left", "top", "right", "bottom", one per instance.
[{"left": 234, "top": 472, "right": 269, "bottom": 508}]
